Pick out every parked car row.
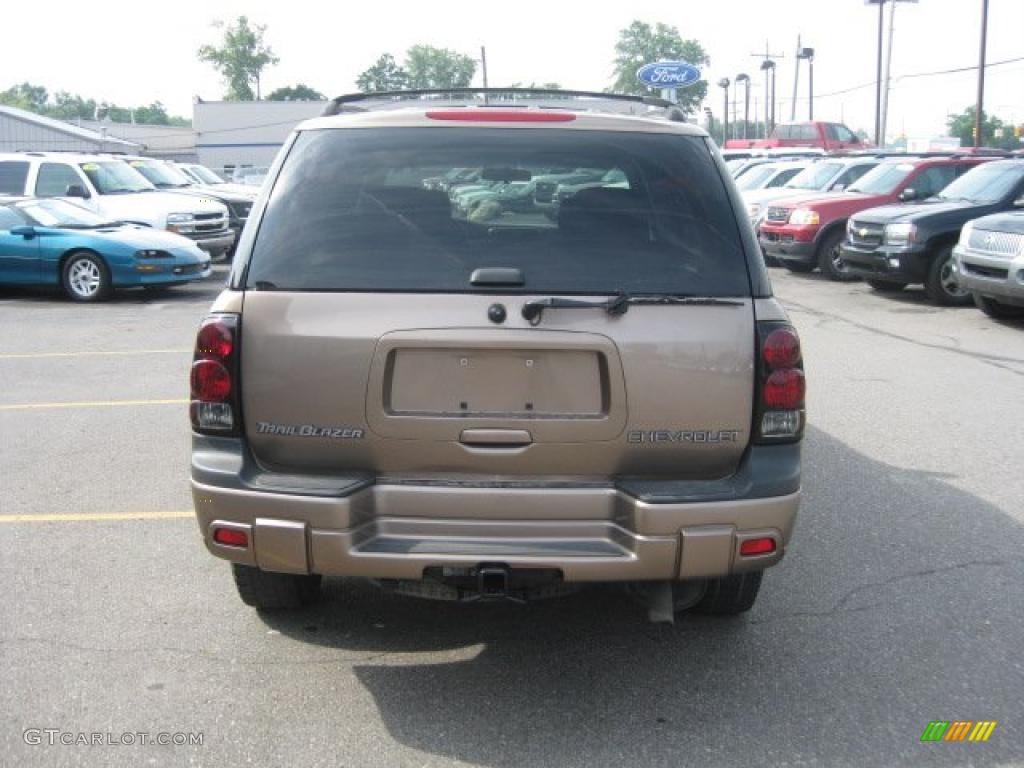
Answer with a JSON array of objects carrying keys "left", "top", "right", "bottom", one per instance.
[
  {"left": 0, "top": 153, "right": 257, "bottom": 300},
  {"left": 740, "top": 151, "right": 1024, "bottom": 320}
]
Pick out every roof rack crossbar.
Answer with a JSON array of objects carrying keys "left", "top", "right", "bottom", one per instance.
[{"left": 322, "top": 88, "right": 675, "bottom": 117}]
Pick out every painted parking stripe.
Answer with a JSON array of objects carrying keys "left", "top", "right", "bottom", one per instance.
[
  {"left": 0, "top": 348, "right": 188, "bottom": 360},
  {"left": 0, "top": 398, "right": 188, "bottom": 412},
  {"left": 0, "top": 511, "right": 194, "bottom": 523}
]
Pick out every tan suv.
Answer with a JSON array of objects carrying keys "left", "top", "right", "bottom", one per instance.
[{"left": 189, "top": 89, "right": 805, "bottom": 620}]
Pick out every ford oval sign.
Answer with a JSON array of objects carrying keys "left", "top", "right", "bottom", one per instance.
[{"left": 636, "top": 61, "right": 702, "bottom": 89}]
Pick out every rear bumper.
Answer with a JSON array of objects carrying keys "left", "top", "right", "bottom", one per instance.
[{"left": 191, "top": 437, "right": 801, "bottom": 582}]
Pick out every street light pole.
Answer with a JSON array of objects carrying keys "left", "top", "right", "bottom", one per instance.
[
  {"left": 798, "top": 47, "right": 815, "bottom": 121},
  {"left": 718, "top": 78, "right": 731, "bottom": 145},
  {"left": 974, "top": 0, "right": 989, "bottom": 148},
  {"left": 736, "top": 73, "right": 751, "bottom": 139},
  {"left": 875, "top": 0, "right": 884, "bottom": 145}
]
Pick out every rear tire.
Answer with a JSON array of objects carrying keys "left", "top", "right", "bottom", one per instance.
[
  {"left": 693, "top": 571, "right": 764, "bottom": 615},
  {"left": 231, "top": 564, "right": 322, "bottom": 610},
  {"left": 867, "top": 279, "right": 907, "bottom": 293},
  {"left": 817, "top": 230, "right": 857, "bottom": 282},
  {"left": 973, "top": 293, "right": 1024, "bottom": 319},
  {"left": 925, "top": 246, "right": 971, "bottom": 306}
]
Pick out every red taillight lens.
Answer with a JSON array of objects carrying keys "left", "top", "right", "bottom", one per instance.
[
  {"left": 740, "top": 537, "right": 776, "bottom": 556},
  {"left": 764, "top": 368, "right": 806, "bottom": 409},
  {"left": 196, "top": 320, "right": 233, "bottom": 360},
  {"left": 763, "top": 328, "right": 801, "bottom": 368},
  {"left": 213, "top": 527, "right": 248, "bottom": 548},
  {"left": 191, "top": 360, "right": 231, "bottom": 401}
]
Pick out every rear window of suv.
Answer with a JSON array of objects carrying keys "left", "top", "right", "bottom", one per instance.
[{"left": 246, "top": 127, "right": 750, "bottom": 296}]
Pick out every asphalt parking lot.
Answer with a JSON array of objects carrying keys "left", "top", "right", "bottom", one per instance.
[{"left": 1, "top": 267, "right": 1022, "bottom": 768}]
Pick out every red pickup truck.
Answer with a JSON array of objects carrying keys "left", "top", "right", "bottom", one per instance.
[
  {"left": 725, "top": 121, "right": 865, "bottom": 152},
  {"left": 758, "top": 156, "right": 990, "bottom": 280}
]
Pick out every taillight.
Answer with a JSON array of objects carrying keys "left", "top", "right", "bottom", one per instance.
[
  {"left": 755, "top": 323, "right": 805, "bottom": 443},
  {"left": 190, "top": 314, "right": 240, "bottom": 434}
]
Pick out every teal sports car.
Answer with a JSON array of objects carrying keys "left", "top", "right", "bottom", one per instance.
[{"left": 0, "top": 198, "right": 211, "bottom": 301}]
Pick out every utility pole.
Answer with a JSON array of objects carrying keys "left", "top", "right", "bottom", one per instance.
[
  {"left": 879, "top": 0, "right": 897, "bottom": 147},
  {"left": 480, "top": 46, "right": 489, "bottom": 89},
  {"left": 736, "top": 73, "right": 751, "bottom": 139},
  {"left": 974, "top": 0, "right": 989, "bottom": 148},
  {"left": 875, "top": 0, "right": 884, "bottom": 145},
  {"left": 790, "top": 34, "right": 801, "bottom": 122}
]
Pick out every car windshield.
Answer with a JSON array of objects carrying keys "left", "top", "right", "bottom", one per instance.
[
  {"left": 128, "top": 159, "right": 191, "bottom": 189},
  {"left": 846, "top": 162, "right": 915, "bottom": 195},
  {"left": 80, "top": 161, "right": 153, "bottom": 194},
  {"left": 247, "top": 127, "right": 749, "bottom": 297},
  {"left": 935, "top": 163, "right": 1024, "bottom": 204},
  {"left": 187, "top": 165, "right": 226, "bottom": 185},
  {"left": 17, "top": 199, "right": 113, "bottom": 228},
  {"left": 784, "top": 162, "right": 843, "bottom": 190},
  {"left": 735, "top": 165, "right": 782, "bottom": 191}
]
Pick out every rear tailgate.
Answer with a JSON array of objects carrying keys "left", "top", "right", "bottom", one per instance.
[{"left": 240, "top": 293, "right": 754, "bottom": 479}]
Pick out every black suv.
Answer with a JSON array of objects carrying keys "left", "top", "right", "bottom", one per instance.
[{"left": 841, "top": 159, "right": 1024, "bottom": 304}]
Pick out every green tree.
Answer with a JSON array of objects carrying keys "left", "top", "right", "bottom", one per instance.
[
  {"left": 404, "top": 45, "right": 476, "bottom": 89},
  {"left": 49, "top": 91, "right": 98, "bottom": 120},
  {"left": 267, "top": 84, "right": 325, "bottom": 101},
  {"left": 0, "top": 82, "right": 49, "bottom": 112},
  {"left": 198, "top": 16, "right": 279, "bottom": 100},
  {"left": 356, "top": 54, "right": 409, "bottom": 93},
  {"left": 947, "top": 105, "right": 1018, "bottom": 150},
  {"left": 610, "top": 21, "right": 709, "bottom": 113}
]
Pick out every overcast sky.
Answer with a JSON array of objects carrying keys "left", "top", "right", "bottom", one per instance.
[{"left": 3, "top": 0, "right": 1021, "bottom": 139}]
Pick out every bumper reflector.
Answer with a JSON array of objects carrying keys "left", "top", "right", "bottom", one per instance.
[
  {"left": 740, "top": 537, "right": 776, "bottom": 556},
  {"left": 213, "top": 527, "right": 248, "bottom": 548}
]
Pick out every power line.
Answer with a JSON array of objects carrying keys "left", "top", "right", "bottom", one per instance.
[{"left": 810, "top": 55, "right": 1024, "bottom": 101}]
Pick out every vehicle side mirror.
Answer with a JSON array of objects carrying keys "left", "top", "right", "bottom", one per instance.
[
  {"left": 831, "top": 183, "right": 847, "bottom": 192},
  {"left": 1014, "top": 195, "right": 1024, "bottom": 208},
  {"left": 10, "top": 225, "right": 36, "bottom": 238},
  {"left": 65, "top": 184, "right": 90, "bottom": 199},
  {"left": 899, "top": 188, "right": 917, "bottom": 202}
]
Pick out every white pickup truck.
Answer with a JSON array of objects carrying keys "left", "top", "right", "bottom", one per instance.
[{"left": 0, "top": 152, "right": 235, "bottom": 258}]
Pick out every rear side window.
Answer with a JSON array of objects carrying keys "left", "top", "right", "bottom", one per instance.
[
  {"left": 35, "top": 163, "right": 82, "bottom": 197},
  {"left": 247, "top": 128, "right": 750, "bottom": 297},
  {"left": 0, "top": 161, "right": 29, "bottom": 195}
]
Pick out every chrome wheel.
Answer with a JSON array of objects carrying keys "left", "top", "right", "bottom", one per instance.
[
  {"left": 939, "top": 256, "right": 968, "bottom": 300},
  {"left": 62, "top": 254, "right": 109, "bottom": 302},
  {"left": 830, "top": 243, "right": 849, "bottom": 274},
  {"left": 68, "top": 258, "right": 101, "bottom": 298}
]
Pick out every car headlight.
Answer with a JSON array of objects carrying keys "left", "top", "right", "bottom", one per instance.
[
  {"left": 135, "top": 249, "right": 172, "bottom": 258},
  {"left": 958, "top": 219, "right": 974, "bottom": 247},
  {"left": 789, "top": 209, "right": 820, "bottom": 226},
  {"left": 166, "top": 212, "right": 196, "bottom": 233},
  {"left": 884, "top": 222, "right": 917, "bottom": 245},
  {"left": 747, "top": 203, "right": 762, "bottom": 220}
]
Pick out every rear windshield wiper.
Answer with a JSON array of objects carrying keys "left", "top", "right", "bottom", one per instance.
[{"left": 521, "top": 293, "right": 744, "bottom": 325}]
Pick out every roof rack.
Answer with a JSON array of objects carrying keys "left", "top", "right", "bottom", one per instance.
[{"left": 321, "top": 88, "right": 684, "bottom": 120}]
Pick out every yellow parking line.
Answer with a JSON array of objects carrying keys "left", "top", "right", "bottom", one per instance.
[
  {"left": 0, "top": 511, "right": 194, "bottom": 523},
  {"left": 0, "top": 398, "right": 188, "bottom": 411},
  {"left": 0, "top": 348, "right": 188, "bottom": 360}
]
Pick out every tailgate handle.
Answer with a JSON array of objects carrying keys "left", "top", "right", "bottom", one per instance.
[{"left": 459, "top": 429, "right": 533, "bottom": 447}]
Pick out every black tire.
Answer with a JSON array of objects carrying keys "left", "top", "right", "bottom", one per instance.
[
  {"left": 925, "top": 245, "right": 971, "bottom": 306},
  {"left": 693, "top": 570, "right": 764, "bottom": 615},
  {"left": 973, "top": 293, "right": 1024, "bottom": 319},
  {"left": 61, "top": 251, "right": 111, "bottom": 302},
  {"left": 817, "top": 230, "right": 857, "bottom": 282},
  {"left": 784, "top": 261, "right": 816, "bottom": 274},
  {"left": 866, "top": 279, "right": 908, "bottom": 292},
  {"left": 231, "top": 564, "right": 322, "bottom": 610}
]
